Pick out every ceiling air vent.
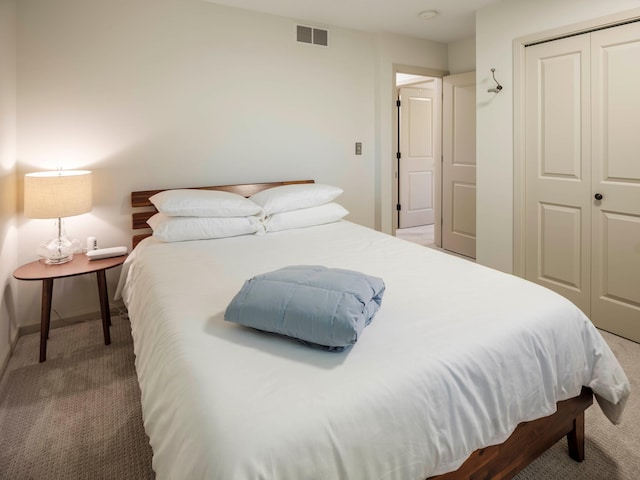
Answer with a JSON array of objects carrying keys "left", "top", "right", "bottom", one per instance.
[{"left": 296, "top": 25, "right": 329, "bottom": 47}]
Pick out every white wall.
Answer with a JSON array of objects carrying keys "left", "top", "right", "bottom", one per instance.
[
  {"left": 447, "top": 37, "right": 476, "bottom": 74},
  {"left": 475, "top": 0, "right": 640, "bottom": 273},
  {"left": 0, "top": 0, "right": 18, "bottom": 368},
  {"left": 15, "top": 0, "right": 449, "bottom": 327}
]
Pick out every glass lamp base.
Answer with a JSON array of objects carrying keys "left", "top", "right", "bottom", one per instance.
[
  {"left": 37, "top": 236, "right": 79, "bottom": 265},
  {"left": 43, "top": 253, "right": 74, "bottom": 265}
]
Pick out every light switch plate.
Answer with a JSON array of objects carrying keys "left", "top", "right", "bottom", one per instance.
[{"left": 355, "top": 142, "right": 362, "bottom": 155}]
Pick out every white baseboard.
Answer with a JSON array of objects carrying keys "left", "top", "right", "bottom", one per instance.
[
  {"left": 0, "top": 330, "right": 20, "bottom": 381},
  {"left": 16, "top": 302, "right": 127, "bottom": 337},
  {"left": 0, "top": 302, "right": 127, "bottom": 381}
]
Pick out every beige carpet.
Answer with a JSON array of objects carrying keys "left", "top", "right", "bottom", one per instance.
[
  {"left": 516, "top": 329, "right": 639, "bottom": 479},
  {"left": 395, "top": 225, "right": 476, "bottom": 261},
  {"left": 0, "top": 317, "right": 637, "bottom": 479},
  {"left": 396, "top": 224, "right": 436, "bottom": 247},
  {"left": 0, "top": 315, "right": 154, "bottom": 479}
]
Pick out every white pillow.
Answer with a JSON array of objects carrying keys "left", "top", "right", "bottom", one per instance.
[
  {"left": 147, "top": 213, "right": 261, "bottom": 242},
  {"left": 263, "top": 203, "right": 349, "bottom": 232},
  {"left": 250, "top": 183, "right": 343, "bottom": 216},
  {"left": 149, "top": 189, "right": 263, "bottom": 217}
]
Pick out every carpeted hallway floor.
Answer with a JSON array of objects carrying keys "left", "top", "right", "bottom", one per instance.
[{"left": 0, "top": 315, "right": 637, "bottom": 479}]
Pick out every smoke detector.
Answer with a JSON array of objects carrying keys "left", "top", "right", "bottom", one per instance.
[{"left": 418, "top": 10, "right": 439, "bottom": 20}]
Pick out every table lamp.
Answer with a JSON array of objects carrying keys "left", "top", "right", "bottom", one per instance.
[{"left": 24, "top": 170, "right": 92, "bottom": 264}]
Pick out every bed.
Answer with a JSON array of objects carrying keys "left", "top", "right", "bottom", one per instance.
[{"left": 119, "top": 180, "right": 630, "bottom": 480}]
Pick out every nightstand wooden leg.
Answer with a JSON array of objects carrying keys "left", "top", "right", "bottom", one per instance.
[
  {"left": 40, "top": 278, "right": 54, "bottom": 363},
  {"left": 96, "top": 270, "right": 112, "bottom": 345}
]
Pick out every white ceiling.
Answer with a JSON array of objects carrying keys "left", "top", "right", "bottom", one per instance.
[{"left": 204, "top": 0, "right": 503, "bottom": 44}]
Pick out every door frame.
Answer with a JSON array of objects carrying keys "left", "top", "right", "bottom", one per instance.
[
  {"left": 512, "top": 7, "right": 640, "bottom": 277},
  {"left": 392, "top": 64, "right": 448, "bottom": 244}
]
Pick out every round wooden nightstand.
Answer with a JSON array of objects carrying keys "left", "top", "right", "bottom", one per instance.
[{"left": 13, "top": 253, "right": 127, "bottom": 362}]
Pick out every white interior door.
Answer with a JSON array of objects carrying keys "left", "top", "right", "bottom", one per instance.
[
  {"left": 398, "top": 86, "right": 438, "bottom": 228},
  {"left": 524, "top": 34, "right": 592, "bottom": 315},
  {"left": 590, "top": 22, "right": 640, "bottom": 342},
  {"left": 442, "top": 72, "right": 476, "bottom": 258}
]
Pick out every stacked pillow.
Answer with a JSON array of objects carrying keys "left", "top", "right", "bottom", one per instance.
[
  {"left": 250, "top": 183, "right": 348, "bottom": 232},
  {"left": 146, "top": 184, "right": 349, "bottom": 242},
  {"left": 147, "top": 189, "right": 263, "bottom": 242}
]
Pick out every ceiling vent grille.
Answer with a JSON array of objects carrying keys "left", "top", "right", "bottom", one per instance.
[{"left": 296, "top": 25, "right": 329, "bottom": 47}]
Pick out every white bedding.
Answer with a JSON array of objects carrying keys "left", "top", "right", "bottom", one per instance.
[{"left": 118, "top": 221, "right": 630, "bottom": 480}]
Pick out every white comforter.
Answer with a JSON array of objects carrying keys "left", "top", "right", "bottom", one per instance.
[{"left": 118, "top": 221, "right": 630, "bottom": 480}]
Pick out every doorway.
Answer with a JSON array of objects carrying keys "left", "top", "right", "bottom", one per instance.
[
  {"left": 395, "top": 73, "right": 441, "bottom": 248},
  {"left": 394, "top": 69, "right": 477, "bottom": 259}
]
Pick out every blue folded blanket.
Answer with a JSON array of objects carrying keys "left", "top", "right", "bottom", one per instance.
[{"left": 224, "top": 265, "right": 385, "bottom": 350}]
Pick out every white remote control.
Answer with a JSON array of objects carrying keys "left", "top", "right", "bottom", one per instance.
[{"left": 86, "top": 246, "right": 128, "bottom": 260}]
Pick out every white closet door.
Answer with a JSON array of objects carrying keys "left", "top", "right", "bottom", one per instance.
[
  {"left": 591, "top": 22, "right": 640, "bottom": 342},
  {"left": 524, "top": 34, "right": 592, "bottom": 315}
]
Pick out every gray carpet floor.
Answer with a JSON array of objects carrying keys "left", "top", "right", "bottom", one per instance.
[{"left": 0, "top": 316, "right": 637, "bottom": 479}]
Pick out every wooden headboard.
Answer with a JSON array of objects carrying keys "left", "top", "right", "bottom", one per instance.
[{"left": 131, "top": 179, "right": 315, "bottom": 248}]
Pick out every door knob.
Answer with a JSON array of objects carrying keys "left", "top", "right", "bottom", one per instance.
[{"left": 594, "top": 193, "right": 603, "bottom": 200}]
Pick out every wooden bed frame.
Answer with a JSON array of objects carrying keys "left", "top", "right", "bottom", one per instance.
[
  {"left": 130, "top": 180, "right": 594, "bottom": 480},
  {"left": 429, "top": 387, "right": 592, "bottom": 480}
]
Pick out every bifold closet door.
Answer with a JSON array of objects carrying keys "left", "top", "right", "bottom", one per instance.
[
  {"left": 525, "top": 22, "right": 640, "bottom": 342},
  {"left": 590, "top": 22, "right": 640, "bottom": 342},
  {"left": 524, "top": 34, "right": 592, "bottom": 316}
]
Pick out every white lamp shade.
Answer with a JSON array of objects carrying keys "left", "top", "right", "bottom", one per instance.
[{"left": 24, "top": 170, "right": 93, "bottom": 219}]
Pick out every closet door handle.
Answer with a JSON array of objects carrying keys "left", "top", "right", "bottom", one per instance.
[{"left": 594, "top": 193, "right": 603, "bottom": 200}]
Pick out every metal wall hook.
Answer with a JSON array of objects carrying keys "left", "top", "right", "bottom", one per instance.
[{"left": 488, "top": 68, "right": 503, "bottom": 93}]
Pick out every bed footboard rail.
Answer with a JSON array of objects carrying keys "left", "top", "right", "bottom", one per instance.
[{"left": 428, "top": 387, "right": 593, "bottom": 480}]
